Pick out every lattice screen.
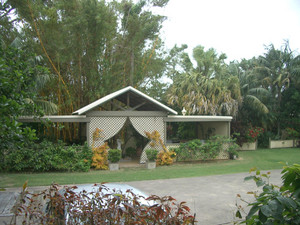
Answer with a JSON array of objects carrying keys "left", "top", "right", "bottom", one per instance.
[
  {"left": 89, "top": 117, "right": 127, "bottom": 147},
  {"left": 89, "top": 116, "right": 166, "bottom": 163},
  {"left": 129, "top": 117, "right": 165, "bottom": 163}
]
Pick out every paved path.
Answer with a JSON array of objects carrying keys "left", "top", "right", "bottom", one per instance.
[
  {"left": 0, "top": 170, "right": 282, "bottom": 225},
  {"left": 124, "top": 170, "right": 282, "bottom": 224}
]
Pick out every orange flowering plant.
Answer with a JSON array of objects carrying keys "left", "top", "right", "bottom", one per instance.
[
  {"left": 245, "top": 127, "right": 264, "bottom": 142},
  {"left": 145, "top": 130, "right": 176, "bottom": 166}
]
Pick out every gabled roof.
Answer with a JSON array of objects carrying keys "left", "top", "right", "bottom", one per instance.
[{"left": 72, "top": 86, "right": 178, "bottom": 115}]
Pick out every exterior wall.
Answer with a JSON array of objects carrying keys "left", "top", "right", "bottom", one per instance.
[{"left": 197, "top": 122, "right": 230, "bottom": 139}]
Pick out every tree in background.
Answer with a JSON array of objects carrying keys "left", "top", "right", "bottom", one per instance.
[
  {"left": 6, "top": 0, "right": 169, "bottom": 142},
  {"left": 254, "top": 42, "right": 300, "bottom": 136},
  {"left": 167, "top": 45, "right": 241, "bottom": 116}
]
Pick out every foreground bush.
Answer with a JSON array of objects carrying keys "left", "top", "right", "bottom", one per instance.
[
  {"left": 12, "top": 183, "right": 196, "bottom": 224},
  {"left": 2, "top": 141, "right": 92, "bottom": 172},
  {"left": 236, "top": 164, "right": 300, "bottom": 224}
]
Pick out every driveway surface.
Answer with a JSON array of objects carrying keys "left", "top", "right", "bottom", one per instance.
[{"left": 0, "top": 170, "right": 282, "bottom": 225}]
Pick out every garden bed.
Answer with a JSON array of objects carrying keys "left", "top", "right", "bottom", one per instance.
[
  {"left": 240, "top": 141, "right": 257, "bottom": 151},
  {"left": 269, "top": 139, "right": 296, "bottom": 149}
]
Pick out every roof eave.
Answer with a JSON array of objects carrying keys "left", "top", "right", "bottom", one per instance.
[{"left": 72, "top": 86, "right": 178, "bottom": 115}]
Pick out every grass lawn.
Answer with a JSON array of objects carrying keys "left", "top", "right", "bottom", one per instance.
[{"left": 1, "top": 148, "right": 300, "bottom": 188}]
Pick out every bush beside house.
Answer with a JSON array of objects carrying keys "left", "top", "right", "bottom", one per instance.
[{"left": 1, "top": 141, "right": 92, "bottom": 172}]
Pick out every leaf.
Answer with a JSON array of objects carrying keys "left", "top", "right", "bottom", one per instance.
[
  {"left": 246, "top": 205, "right": 259, "bottom": 218},
  {"left": 244, "top": 176, "right": 255, "bottom": 182},
  {"left": 256, "top": 179, "right": 265, "bottom": 187},
  {"left": 23, "top": 180, "right": 28, "bottom": 191},
  {"left": 236, "top": 210, "right": 242, "bottom": 218},
  {"left": 261, "top": 205, "right": 273, "bottom": 217},
  {"left": 276, "top": 196, "right": 297, "bottom": 209}
]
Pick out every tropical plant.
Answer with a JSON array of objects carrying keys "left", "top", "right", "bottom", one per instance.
[
  {"left": 236, "top": 164, "right": 300, "bottom": 224},
  {"left": 168, "top": 45, "right": 242, "bottom": 116},
  {"left": 254, "top": 42, "right": 300, "bottom": 135},
  {"left": 91, "top": 143, "right": 109, "bottom": 170},
  {"left": 156, "top": 150, "right": 176, "bottom": 166},
  {"left": 229, "top": 59, "right": 270, "bottom": 128}
]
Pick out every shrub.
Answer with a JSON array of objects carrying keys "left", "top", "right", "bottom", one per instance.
[
  {"left": 13, "top": 183, "right": 196, "bottom": 224},
  {"left": 156, "top": 150, "right": 176, "bottom": 165},
  {"left": 245, "top": 127, "right": 264, "bottom": 142},
  {"left": 2, "top": 141, "right": 92, "bottom": 172},
  {"left": 145, "top": 149, "right": 158, "bottom": 161},
  {"left": 284, "top": 128, "right": 300, "bottom": 140},
  {"left": 108, "top": 149, "right": 122, "bottom": 163},
  {"left": 174, "top": 136, "right": 238, "bottom": 161},
  {"left": 91, "top": 143, "right": 109, "bottom": 170},
  {"left": 236, "top": 164, "right": 300, "bottom": 224}
]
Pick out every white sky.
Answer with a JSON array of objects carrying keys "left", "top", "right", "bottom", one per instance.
[{"left": 154, "top": 0, "right": 300, "bottom": 62}]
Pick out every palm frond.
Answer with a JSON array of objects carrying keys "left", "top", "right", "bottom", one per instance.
[{"left": 244, "top": 95, "right": 269, "bottom": 114}]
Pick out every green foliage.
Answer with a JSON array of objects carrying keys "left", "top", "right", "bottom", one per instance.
[
  {"left": 125, "top": 147, "right": 136, "bottom": 158},
  {"left": 145, "top": 149, "right": 158, "bottom": 161},
  {"left": 236, "top": 164, "right": 300, "bottom": 224},
  {"left": 283, "top": 128, "right": 300, "bottom": 140},
  {"left": 108, "top": 149, "right": 122, "bottom": 163},
  {"left": 0, "top": 43, "right": 46, "bottom": 169},
  {"left": 2, "top": 141, "right": 92, "bottom": 172},
  {"left": 173, "top": 136, "right": 236, "bottom": 161},
  {"left": 167, "top": 45, "right": 242, "bottom": 116}
]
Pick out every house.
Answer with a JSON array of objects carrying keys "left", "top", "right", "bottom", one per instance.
[{"left": 19, "top": 86, "right": 232, "bottom": 163}]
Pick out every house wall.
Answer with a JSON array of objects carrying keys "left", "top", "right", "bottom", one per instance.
[{"left": 197, "top": 122, "right": 230, "bottom": 139}]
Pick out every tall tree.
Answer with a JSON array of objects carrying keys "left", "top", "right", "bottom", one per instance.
[
  {"left": 7, "top": 0, "right": 169, "bottom": 141},
  {"left": 229, "top": 59, "right": 271, "bottom": 128},
  {"left": 255, "top": 42, "right": 298, "bottom": 135},
  {"left": 167, "top": 45, "right": 241, "bottom": 116}
]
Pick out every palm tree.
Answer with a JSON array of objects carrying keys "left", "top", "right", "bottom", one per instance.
[
  {"left": 255, "top": 42, "right": 296, "bottom": 135},
  {"left": 168, "top": 46, "right": 241, "bottom": 116}
]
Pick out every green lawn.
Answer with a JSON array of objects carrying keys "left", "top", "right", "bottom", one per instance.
[{"left": 1, "top": 148, "right": 300, "bottom": 188}]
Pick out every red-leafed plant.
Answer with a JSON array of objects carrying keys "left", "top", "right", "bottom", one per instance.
[
  {"left": 12, "top": 183, "right": 196, "bottom": 224},
  {"left": 245, "top": 127, "right": 264, "bottom": 142}
]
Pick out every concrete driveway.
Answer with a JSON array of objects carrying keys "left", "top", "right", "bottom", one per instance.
[
  {"left": 125, "top": 170, "right": 282, "bottom": 224},
  {"left": 0, "top": 170, "right": 282, "bottom": 225}
]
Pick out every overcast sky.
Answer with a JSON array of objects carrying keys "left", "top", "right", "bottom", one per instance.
[{"left": 154, "top": 0, "right": 300, "bottom": 62}]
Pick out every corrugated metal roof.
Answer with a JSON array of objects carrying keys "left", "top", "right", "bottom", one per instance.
[{"left": 72, "top": 86, "right": 178, "bottom": 115}]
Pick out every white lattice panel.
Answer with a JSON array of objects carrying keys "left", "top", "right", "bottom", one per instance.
[
  {"left": 129, "top": 117, "right": 165, "bottom": 163},
  {"left": 88, "top": 116, "right": 166, "bottom": 163},
  {"left": 89, "top": 117, "right": 127, "bottom": 147}
]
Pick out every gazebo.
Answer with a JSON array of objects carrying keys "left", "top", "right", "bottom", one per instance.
[{"left": 19, "top": 86, "right": 232, "bottom": 163}]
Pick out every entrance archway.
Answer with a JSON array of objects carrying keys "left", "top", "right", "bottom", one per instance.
[{"left": 107, "top": 118, "right": 148, "bottom": 163}]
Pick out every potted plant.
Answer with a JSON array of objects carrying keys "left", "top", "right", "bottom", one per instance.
[
  {"left": 145, "top": 149, "right": 158, "bottom": 169},
  {"left": 241, "top": 127, "right": 264, "bottom": 150},
  {"left": 227, "top": 143, "right": 239, "bottom": 159},
  {"left": 108, "top": 149, "right": 122, "bottom": 171}
]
